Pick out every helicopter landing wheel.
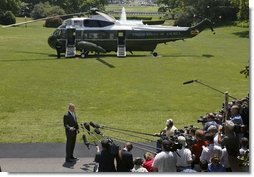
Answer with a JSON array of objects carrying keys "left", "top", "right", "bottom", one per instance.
[
  {"left": 152, "top": 52, "right": 158, "bottom": 57},
  {"left": 81, "top": 51, "right": 89, "bottom": 58}
]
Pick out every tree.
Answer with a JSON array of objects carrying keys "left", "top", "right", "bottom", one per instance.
[
  {"left": 30, "top": 2, "right": 65, "bottom": 19},
  {"left": 0, "top": 0, "right": 21, "bottom": 15},
  {"left": 80, "top": 0, "right": 108, "bottom": 12},
  {"left": 0, "top": 11, "right": 16, "bottom": 25},
  {"left": 237, "top": 0, "right": 249, "bottom": 21},
  {"left": 157, "top": 0, "right": 241, "bottom": 24}
]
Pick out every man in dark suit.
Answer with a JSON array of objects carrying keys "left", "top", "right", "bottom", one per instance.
[
  {"left": 94, "top": 139, "right": 117, "bottom": 172},
  {"left": 116, "top": 142, "right": 134, "bottom": 172},
  {"left": 63, "top": 103, "right": 79, "bottom": 162}
]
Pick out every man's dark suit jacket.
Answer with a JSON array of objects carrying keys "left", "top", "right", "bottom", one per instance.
[
  {"left": 63, "top": 111, "right": 79, "bottom": 133},
  {"left": 116, "top": 150, "right": 134, "bottom": 172}
]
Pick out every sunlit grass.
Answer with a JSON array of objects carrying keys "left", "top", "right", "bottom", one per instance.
[{"left": 0, "top": 20, "right": 249, "bottom": 143}]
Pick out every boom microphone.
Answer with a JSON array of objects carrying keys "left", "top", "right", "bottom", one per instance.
[
  {"left": 183, "top": 80, "right": 196, "bottom": 85},
  {"left": 82, "top": 134, "right": 90, "bottom": 149},
  {"left": 83, "top": 122, "right": 91, "bottom": 132},
  {"left": 90, "top": 121, "right": 100, "bottom": 129},
  {"left": 94, "top": 128, "right": 102, "bottom": 135}
]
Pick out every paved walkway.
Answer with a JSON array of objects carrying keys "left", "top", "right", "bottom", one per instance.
[{"left": 0, "top": 142, "right": 156, "bottom": 173}]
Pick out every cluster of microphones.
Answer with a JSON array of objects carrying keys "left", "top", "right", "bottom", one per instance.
[
  {"left": 80, "top": 122, "right": 103, "bottom": 149},
  {"left": 80, "top": 121, "right": 161, "bottom": 153}
]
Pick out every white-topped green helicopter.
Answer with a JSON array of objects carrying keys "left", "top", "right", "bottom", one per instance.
[{"left": 3, "top": 7, "right": 215, "bottom": 58}]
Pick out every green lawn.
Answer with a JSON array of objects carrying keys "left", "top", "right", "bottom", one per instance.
[{"left": 0, "top": 20, "right": 249, "bottom": 143}]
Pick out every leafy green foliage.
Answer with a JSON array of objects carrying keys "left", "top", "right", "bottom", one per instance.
[
  {"left": 237, "top": 0, "right": 249, "bottom": 21},
  {"left": 157, "top": 0, "right": 249, "bottom": 24},
  {"left": 0, "top": 0, "right": 21, "bottom": 15},
  {"left": 30, "top": 2, "right": 65, "bottom": 19},
  {"left": 44, "top": 16, "right": 63, "bottom": 28},
  {"left": 0, "top": 11, "right": 16, "bottom": 25}
]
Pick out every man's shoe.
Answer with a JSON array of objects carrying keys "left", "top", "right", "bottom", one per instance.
[
  {"left": 65, "top": 158, "right": 74, "bottom": 163},
  {"left": 71, "top": 157, "right": 79, "bottom": 161}
]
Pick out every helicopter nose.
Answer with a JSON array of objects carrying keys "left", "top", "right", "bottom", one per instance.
[{"left": 48, "top": 35, "right": 57, "bottom": 49}]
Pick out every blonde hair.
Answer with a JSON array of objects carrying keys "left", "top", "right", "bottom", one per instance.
[{"left": 144, "top": 152, "right": 154, "bottom": 160}]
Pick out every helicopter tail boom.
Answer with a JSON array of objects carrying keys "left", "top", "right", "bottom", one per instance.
[{"left": 190, "top": 18, "right": 215, "bottom": 36}]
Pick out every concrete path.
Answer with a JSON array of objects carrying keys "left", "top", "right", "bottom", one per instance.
[{"left": 0, "top": 142, "right": 156, "bottom": 173}]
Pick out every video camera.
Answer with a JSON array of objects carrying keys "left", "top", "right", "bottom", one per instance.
[
  {"left": 157, "top": 136, "right": 182, "bottom": 152},
  {"left": 103, "top": 137, "right": 120, "bottom": 156},
  {"left": 197, "top": 113, "right": 222, "bottom": 125},
  {"left": 158, "top": 125, "right": 199, "bottom": 152},
  {"left": 174, "top": 125, "right": 198, "bottom": 149}
]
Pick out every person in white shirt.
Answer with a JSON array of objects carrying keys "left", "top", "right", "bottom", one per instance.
[
  {"left": 152, "top": 140, "right": 177, "bottom": 172},
  {"left": 200, "top": 133, "right": 226, "bottom": 171},
  {"left": 176, "top": 136, "right": 193, "bottom": 172}
]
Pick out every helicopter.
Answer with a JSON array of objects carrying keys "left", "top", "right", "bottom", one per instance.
[{"left": 3, "top": 8, "right": 215, "bottom": 58}]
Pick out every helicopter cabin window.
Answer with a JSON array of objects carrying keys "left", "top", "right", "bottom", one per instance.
[
  {"left": 75, "top": 30, "right": 82, "bottom": 40},
  {"left": 109, "top": 33, "right": 114, "bottom": 39},
  {"left": 73, "top": 20, "right": 83, "bottom": 27},
  {"left": 88, "top": 33, "right": 99, "bottom": 39},
  {"left": 83, "top": 19, "right": 114, "bottom": 27},
  {"left": 131, "top": 31, "right": 146, "bottom": 38}
]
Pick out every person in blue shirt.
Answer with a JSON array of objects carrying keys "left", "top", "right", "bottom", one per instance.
[
  {"left": 230, "top": 105, "right": 243, "bottom": 125},
  {"left": 207, "top": 154, "right": 226, "bottom": 172}
]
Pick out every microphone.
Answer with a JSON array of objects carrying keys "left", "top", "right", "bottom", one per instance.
[
  {"left": 94, "top": 128, "right": 102, "bottom": 135},
  {"left": 82, "top": 134, "right": 90, "bottom": 149},
  {"left": 183, "top": 80, "right": 196, "bottom": 85},
  {"left": 83, "top": 122, "right": 91, "bottom": 132},
  {"left": 90, "top": 121, "right": 100, "bottom": 129}
]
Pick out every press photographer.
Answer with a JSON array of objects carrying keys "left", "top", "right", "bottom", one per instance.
[
  {"left": 154, "top": 118, "right": 178, "bottom": 152},
  {"left": 94, "top": 138, "right": 119, "bottom": 172},
  {"left": 197, "top": 113, "right": 220, "bottom": 131}
]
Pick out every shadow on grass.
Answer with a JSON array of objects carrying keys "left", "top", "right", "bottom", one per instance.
[
  {"left": 96, "top": 58, "right": 115, "bottom": 68},
  {"left": 161, "top": 54, "right": 214, "bottom": 59},
  {"left": 232, "top": 30, "right": 249, "bottom": 38},
  {"left": 0, "top": 52, "right": 214, "bottom": 63}
]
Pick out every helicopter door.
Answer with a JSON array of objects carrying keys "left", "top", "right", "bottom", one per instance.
[
  {"left": 65, "top": 28, "right": 76, "bottom": 58},
  {"left": 117, "top": 31, "right": 126, "bottom": 57}
]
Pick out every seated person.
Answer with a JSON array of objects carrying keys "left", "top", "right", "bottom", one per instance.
[{"left": 131, "top": 157, "right": 148, "bottom": 172}]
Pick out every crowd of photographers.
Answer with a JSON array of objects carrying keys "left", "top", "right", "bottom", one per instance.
[{"left": 93, "top": 95, "right": 249, "bottom": 172}]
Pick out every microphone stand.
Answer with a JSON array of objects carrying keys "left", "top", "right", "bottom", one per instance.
[{"left": 192, "top": 80, "right": 237, "bottom": 100}]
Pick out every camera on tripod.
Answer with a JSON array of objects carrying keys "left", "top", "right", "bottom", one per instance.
[{"left": 197, "top": 113, "right": 222, "bottom": 125}]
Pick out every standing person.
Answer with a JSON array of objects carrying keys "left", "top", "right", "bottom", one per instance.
[
  {"left": 191, "top": 129, "right": 208, "bottom": 171},
  {"left": 94, "top": 139, "right": 116, "bottom": 172},
  {"left": 116, "top": 142, "right": 134, "bottom": 172},
  {"left": 63, "top": 103, "right": 79, "bottom": 162},
  {"left": 152, "top": 140, "right": 177, "bottom": 172},
  {"left": 207, "top": 154, "right": 226, "bottom": 172},
  {"left": 219, "top": 120, "right": 242, "bottom": 172},
  {"left": 176, "top": 136, "right": 193, "bottom": 172}
]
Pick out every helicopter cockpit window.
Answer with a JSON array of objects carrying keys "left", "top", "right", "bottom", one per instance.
[
  {"left": 53, "top": 29, "right": 61, "bottom": 36},
  {"left": 58, "top": 23, "right": 66, "bottom": 29},
  {"left": 64, "top": 19, "right": 72, "bottom": 26},
  {"left": 83, "top": 19, "right": 114, "bottom": 27}
]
